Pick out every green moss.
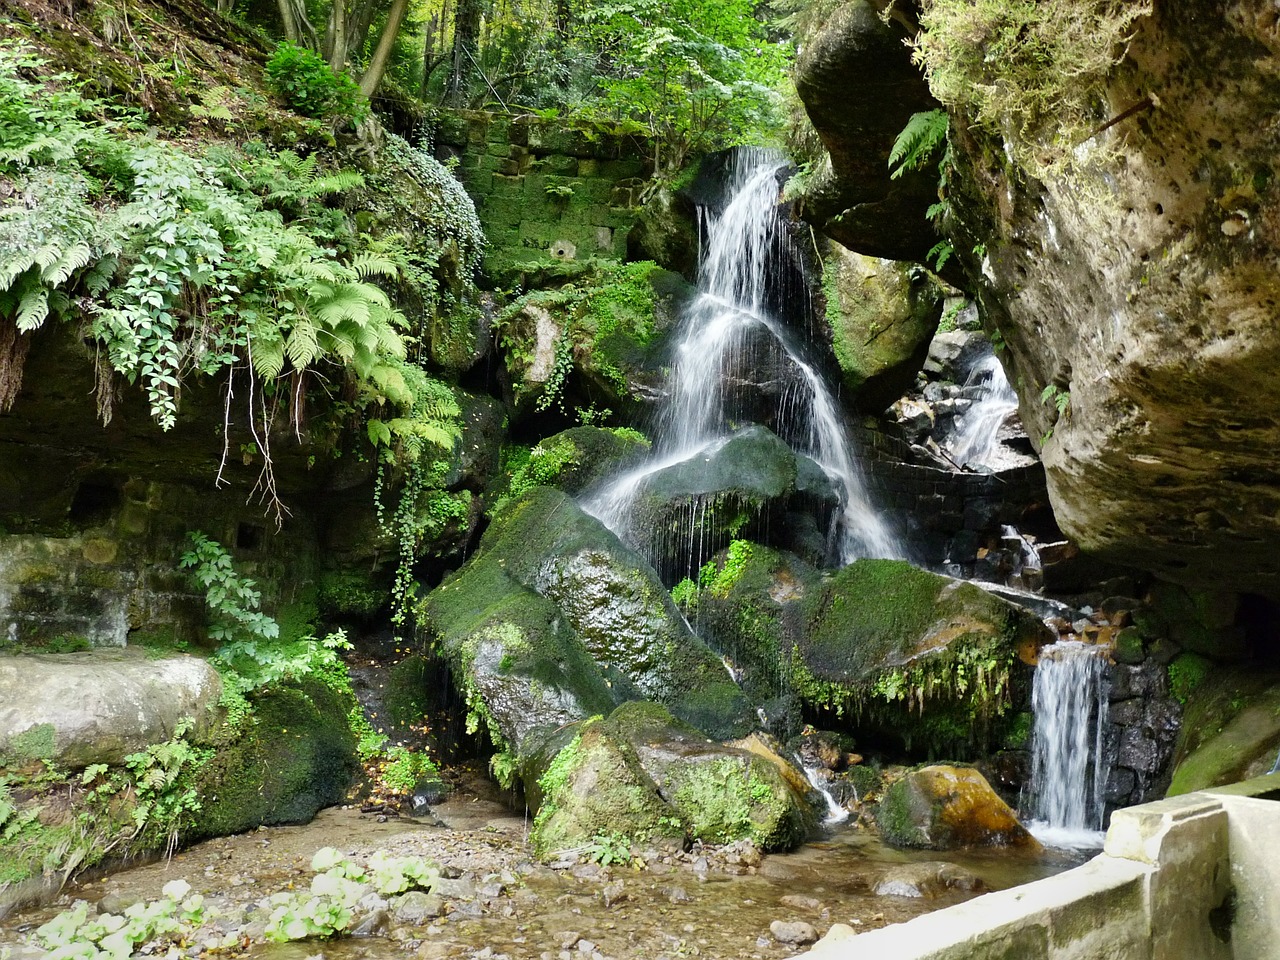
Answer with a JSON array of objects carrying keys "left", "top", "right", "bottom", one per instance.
[
  {"left": 669, "top": 755, "right": 805, "bottom": 849},
  {"left": 1168, "top": 653, "right": 1213, "bottom": 705},
  {"left": 8, "top": 723, "right": 57, "bottom": 761},
  {"left": 1167, "top": 666, "right": 1280, "bottom": 796},
  {"left": 191, "top": 681, "right": 358, "bottom": 839},
  {"left": 316, "top": 571, "right": 386, "bottom": 619}
]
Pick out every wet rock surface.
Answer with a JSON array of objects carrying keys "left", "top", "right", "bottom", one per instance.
[{"left": 876, "top": 766, "right": 1039, "bottom": 851}]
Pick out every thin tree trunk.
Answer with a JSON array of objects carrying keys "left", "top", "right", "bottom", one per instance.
[
  {"left": 359, "top": 0, "right": 409, "bottom": 96},
  {"left": 277, "top": 0, "right": 300, "bottom": 44},
  {"left": 327, "top": 0, "right": 349, "bottom": 70},
  {"left": 443, "top": 0, "right": 481, "bottom": 106}
]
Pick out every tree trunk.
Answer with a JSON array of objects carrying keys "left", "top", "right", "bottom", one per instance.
[
  {"left": 443, "top": 0, "right": 481, "bottom": 106},
  {"left": 359, "top": 0, "right": 409, "bottom": 97},
  {"left": 327, "top": 0, "right": 349, "bottom": 71}
]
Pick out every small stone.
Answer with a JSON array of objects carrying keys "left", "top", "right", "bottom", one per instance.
[
  {"left": 435, "top": 877, "right": 478, "bottom": 900},
  {"left": 395, "top": 891, "right": 445, "bottom": 924},
  {"left": 779, "top": 895, "right": 823, "bottom": 913},
  {"left": 577, "top": 940, "right": 596, "bottom": 954},
  {"left": 769, "top": 920, "right": 818, "bottom": 945},
  {"left": 558, "top": 931, "right": 582, "bottom": 949},
  {"left": 665, "top": 886, "right": 691, "bottom": 904},
  {"left": 601, "top": 881, "right": 627, "bottom": 907},
  {"left": 352, "top": 908, "right": 390, "bottom": 936}
]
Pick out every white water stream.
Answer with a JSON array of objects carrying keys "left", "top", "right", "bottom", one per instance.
[
  {"left": 947, "top": 351, "right": 1019, "bottom": 469},
  {"left": 1026, "top": 641, "right": 1110, "bottom": 848},
  {"left": 584, "top": 150, "right": 901, "bottom": 565}
]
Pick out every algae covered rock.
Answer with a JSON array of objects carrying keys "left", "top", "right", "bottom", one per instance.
[
  {"left": 192, "top": 681, "right": 359, "bottom": 839},
  {"left": 421, "top": 487, "right": 752, "bottom": 759},
  {"left": 0, "top": 649, "right": 223, "bottom": 768},
  {"left": 1167, "top": 666, "right": 1280, "bottom": 796},
  {"left": 529, "top": 703, "right": 815, "bottom": 860},
  {"left": 794, "top": 560, "right": 1051, "bottom": 754},
  {"left": 623, "top": 427, "right": 839, "bottom": 574},
  {"left": 823, "top": 248, "right": 943, "bottom": 412},
  {"left": 876, "top": 765, "right": 1037, "bottom": 850},
  {"left": 489, "top": 426, "right": 650, "bottom": 510}
]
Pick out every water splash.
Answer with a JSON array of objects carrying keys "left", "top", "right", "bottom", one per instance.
[
  {"left": 797, "top": 757, "right": 850, "bottom": 825},
  {"left": 1026, "top": 641, "right": 1110, "bottom": 848},
  {"left": 584, "top": 149, "right": 901, "bottom": 567},
  {"left": 947, "top": 351, "right": 1019, "bottom": 469}
]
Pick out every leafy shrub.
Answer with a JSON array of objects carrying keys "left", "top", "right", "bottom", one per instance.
[{"left": 264, "top": 42, "right": 367, "bottom": 123}]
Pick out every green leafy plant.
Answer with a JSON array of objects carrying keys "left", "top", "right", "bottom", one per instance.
[
  {"left": 381, "top": 745, "right": 438, "bottom": 793},
  {"left": 34, "top": 877, "right": 205, "bottom": 959},
  {"left": 180, "top": 532, "right": 280, "bottom": 644},
  {"left": 584, "top": 830, "right": 632, "bottom": 867},
  {"left": 264, "top": 42, "right": 368, "bottom": 123}
]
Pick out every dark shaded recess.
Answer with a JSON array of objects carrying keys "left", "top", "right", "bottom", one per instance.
[{"left": 68, "top": 477, "right": 122, "bottom": 528}]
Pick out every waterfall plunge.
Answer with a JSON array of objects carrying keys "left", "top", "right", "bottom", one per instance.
[
  {"left": 947, "top": 351, "right": 1019, "bottom": 470},
  {"left": 585, "top": 150, "right": 901, "bottom": 567},
  {"left": 1026, "top": 641, "right": 1110, "bottom": 848}
]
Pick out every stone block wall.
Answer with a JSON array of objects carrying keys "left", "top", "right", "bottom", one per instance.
[
  {"left": 0, "top": 474, "right": 319, "bottom": 650},
  {"left": 433, "top": 111, "right": 652, "bottom": 282}
]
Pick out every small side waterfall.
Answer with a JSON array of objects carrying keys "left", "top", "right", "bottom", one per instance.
[
  {"left": 1026, "top": 641, "right": 1110, "bottom": 847},
  {"left": 947, "top": 352, "right": 1019, "bottom": 469},
  {"left": 797, "top": 758, "right": 850, "bottom": 826},
  {"left": 585, "top": 150, "right": 901, "bottom": 567}
]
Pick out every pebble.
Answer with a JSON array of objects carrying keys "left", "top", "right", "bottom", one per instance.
[
  {"left": 769, "top": 920, "right": 818, "bottom": 945},
  {"left": 779, "top": 895, "right": 823, "bottom": 913},
  {"left": 600, "top": 881, "right": 627, "bottom": 907}
]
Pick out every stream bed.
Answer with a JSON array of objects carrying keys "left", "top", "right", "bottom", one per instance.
[{"left": 0, "top": 775, "right": 1083, "bottom": 960}]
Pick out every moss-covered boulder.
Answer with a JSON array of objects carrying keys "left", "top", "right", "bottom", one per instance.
[
  {"left": 624, "top": 427, "right": 839, "bottom": 574},
  {"left": 421, "top": 487, "right": 752, "bottom": 761},
  {"left": 529, "top": 703, "right": 815, "bottom": 860},
  {"left": 823, "top": 248, "right": 943, "bottom": 412},
  {"left": 496, "top": 261, "right": 691, "bottom": 418},
  {"left": 488, "top": 426, "right": 651, "bottom": 511},
  {"left": 191, "top": 681, "right": 358, "bottom": 838},
  {"left": 793, "top": 560, "right": 1052, "bottom": 755},
  {"left": 877, "top": 765, "right": 1037, "bottom": 850},
  {"left": 1167, "top": 666, "right": 1280, "bottom": 796}
]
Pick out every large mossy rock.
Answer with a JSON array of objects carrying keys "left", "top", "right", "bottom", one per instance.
[
  {"left": 624, "top": 426, "right": 839, "bottom": 573},
  {"left": 530, "top": 703, "right": 816, "bottom": 860},
  {"left": 1167, "top": 667, "right": 1280, "bottom": 796},
  {"left": 792, "top": 1, "right": 943, "bottom": 261},
  {"left": 920, "top": 3, "right": 1280, "bottom": 601},
  {"left": 421, "top": 487, "right": 752, "bottom": 759},
  {"left": 877, "top": 765, "right": 1037, "bottom": 850},
  {"left": 192, "top": 681, "right": 358, "bottom": 838},
  {"left": 488, "top": 426, "right": 651, "bottom": 511},
  {"left": 0, "top": 649, "right": 223, "bottom": 768},
  {"left": 794, "top": 560, "right": 1051, "bottom": 754},
  {"left": 824, "top": 248, "right": 943, "bottom": 412},
  {"left": 497, "top": 261, "right": 692, "bottom": 419}
]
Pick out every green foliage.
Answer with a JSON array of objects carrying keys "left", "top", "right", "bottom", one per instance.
[
  {"left": 180, "top": 532, "right": 280, "bottom": 644},
  {"left": 34, "top": 880, "right": 206, "bottom": 960},
  {"left": 381, "top": 745, "right": 439, "bottom": 792},
  {"left": 121, "top": 720, "right": 211, "bottom": 853},
  {"left": 265, "top": 847, "right": 438, "bottom": 942},
  {"left": 0, "top": 50, "right": 479, "bottom": 524},
  {"left": 1040, "top": 383, "right": 1071, "bottom": 416},
  {"left": 1169, "top": 653, "right": 1213, "bottom": 705},
  {"left": 264, "top": 42, "right": 368, "bottom": 123},
  {"left": 489, "top": 749, "right": 519, "bottom": 790},
  {"left": 909, "top": 0, "right": 1151, "bottom": 168},
  {"left": 888, "top": 109, "right": 949, "bottom": 181},
  {"left": 583, "top": 830, "right": 632, "bottom": 867}
]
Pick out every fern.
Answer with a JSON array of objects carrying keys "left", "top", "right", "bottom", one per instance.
[{"left": 888, "top": 109, "right": 949, "bottom": 180}]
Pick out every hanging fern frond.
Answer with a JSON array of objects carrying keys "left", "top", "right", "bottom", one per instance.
[{"left": 888, "top": 109, "right": 949, "bottom": 180}]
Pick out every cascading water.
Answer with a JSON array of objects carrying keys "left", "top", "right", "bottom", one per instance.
[
  {"left": 947, "top": 351, "right": 1019, "bottom": 470},
  {"left": 585, "top": 149, "right": 901, "bottom": 568},
  {"left": 1025, "top": 641, "right": 1110, "bottom": 848}
]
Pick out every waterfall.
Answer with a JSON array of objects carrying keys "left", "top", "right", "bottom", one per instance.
[
  {"left": 585, "top": 149, "right": 901, "bottom": 567},
  {"left": 1026, "top": 641, "right": 1110, "bottom": 848},
  {"left": 947, "top": 351, "right": 1019, "bottom": 469},
  {"left": 797, "top": 758, "right": 850, "bottom": 826}
]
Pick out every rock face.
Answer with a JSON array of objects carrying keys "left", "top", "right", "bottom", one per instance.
[
  {"left": 420, "top": 486, "right": 751, "bottom": 757},
  {"left": 877, "top": 765, "right": 1037, "bottom": 850},
  {"left": 0, "top": 649, "right": 222, "bottom": 767},
  {"left": 792, "top": 1, "right": 942, "bottom": 261},
  {"left": 934, "top": 4, "right": 1280, "bottom": 599},
  {"left": 794, "top": 559, "right": 1052, "bottom": 753},
  {"left": 530, "top": 703, "right": 816, "bottom": 859},
  {"left": 823, "top": 248, "right": 942, "bottom": 412}
]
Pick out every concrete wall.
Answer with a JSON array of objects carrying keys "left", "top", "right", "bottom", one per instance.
[{"left": 804, "top": 774, "right": 1280, "bottom": 960}]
